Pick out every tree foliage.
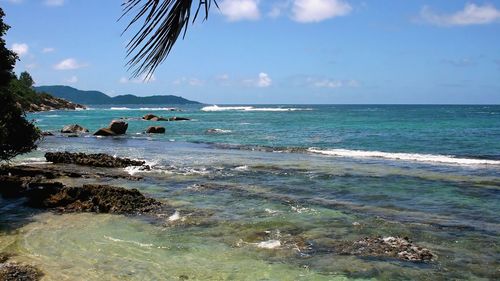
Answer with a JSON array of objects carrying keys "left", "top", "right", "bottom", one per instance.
[
  {"left": 0, "top": 8, "right": 40, "bottom": 161},
  {"left": 122, "top": 0, "right": 218, "bottom": 78}
]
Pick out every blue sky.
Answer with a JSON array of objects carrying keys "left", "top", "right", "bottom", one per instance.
[{"left": 2, "top": 0, "right": 500, "bottom": 104}]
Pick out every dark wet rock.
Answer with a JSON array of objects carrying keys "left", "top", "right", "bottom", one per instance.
[
  {"left": 143, "top": 114, "right": 169, "bottom": 121},
  {"left": 41, "top": 131, "right": 53, "bottom": 136},
  {"left": 0, "top": 174, "right": 161, "bottom": 214},
  {"left": 142, "top": 114, "right": 190, "bottom": 121},
  {"left": 45, "top": 152, "right": 145, "bottom": 168},
  {"left": 146, "top": 126, "right": 166, "bottom": 134},
  {"left": 109, "top": 120, "right": 128, "bottom": 135},
  {"left": 93, "top": 128, "right": 116, "bottom": 136},
  {"left": 168, "top": 116, "right": 190, "bottom": 121},
  {"left": 328, "top": 236, "right": 435, "bottom": 262},
  {"left": 0, "top": 254, "right": 43, "bottom": 281},
  {"left": 42, "top": 184, "right": 162, "bottom": 214},
  {"left": 61, "top": 124, "right": 89, "bottom": 134}
]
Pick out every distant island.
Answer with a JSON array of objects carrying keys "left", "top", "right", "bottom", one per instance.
[{"left": 35, "top": 85, "right": 201, "bottom": 105}]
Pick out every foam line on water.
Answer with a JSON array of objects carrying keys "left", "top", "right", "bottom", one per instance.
[
  {"left": 201, "top": 105, "right": 312, "bottom": 112},
  {"left": 308, "top": 148, "right": 500, "bottom": 165}
]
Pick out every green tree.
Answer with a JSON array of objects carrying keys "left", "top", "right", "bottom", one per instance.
[
  {"left": 19, "top": 71, "right": 34, "bottom": 88},
  {"left": 0, "top": 8, "right": 40, "bottom": 161}
]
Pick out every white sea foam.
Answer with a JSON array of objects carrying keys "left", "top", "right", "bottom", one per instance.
[
  {"left": 104, "top": 235, "right": 154, "bottom": 248},
  {"left": 201, "top": 105, "right": 312, "bottom": 112},
  {"left": 234, "top": 165, "right": 248, "bottom": 171},
  {"left": 308, "top": 148, "right": 500, "bottom": 165},
  {"left": 108, "top": 107, "right": 178, "bottom": 111},
  {"left": 168, "top": 211, "right": 185, "bottom": 222},
  {"left": 256, "top": 240, "right": 281, "bottom": 249},
  {"left": 206, "top": 128, "right": 232, "bottom": 134}
]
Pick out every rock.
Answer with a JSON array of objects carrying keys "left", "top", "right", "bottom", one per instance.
[
  {"left": 41, "top": 131, "right": 54, "bottom": 136},
  {"left": 168, "top": 116, "right": 190, "bottom": 121},
  {"left": 44, "top": 152, "right": 145, "bottom": 168},
  {"left": 146, "top": 126, "right": 166, "bottom": 134},
  {"left": 109, "top": 120, "right": 128, "bottom": 135},
  {"left": 0, "top": 174, "right": 162, "bottom": 214},
  {"left": 328, "top": 236, "right": 435, "bottom": 262},
  {"left": 43, "top": 184, "right": 162, "bottom": 214},
  {"left": 0, "top": 261, "right": 43, "bottom": 281},
  {"left": 61, "top": 124, "right": 89, "bottom": 134},
  {"left": 93, "top": 128, "right": 116, "bottom": 136},
  {"left": 143, "top": 114, "right": 168, "bottom": 121},
  {"left": 143, "top": 114, "right": 157, "bottom": 120}
]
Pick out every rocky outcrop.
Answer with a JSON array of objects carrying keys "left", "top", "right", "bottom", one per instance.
[
  {"left": 142, "top": 114, "right": 190, "bottom": 121},
  {"left": 61, "top": 124, "right": 89, "bottom": 134},
  {"left": 0, "top": 174, "right": 161, "bottom": 214},
  {"left": 109, "top": 120, "right": 128, "bottom": 134},
  {"left": 94, "top": 120, "right": 128, "bottom": 136},
  {"left": 45, "top": 152, "right": 145, "bottom": 168},
  {"left": 146, "top": 126, "right": 166, "bottom": 134},
  {"left": 25, "top": 94, "right": 85, "bottom": 113},
  {"left": 327, "top": 236, "right": 435, "bottom": 261}
]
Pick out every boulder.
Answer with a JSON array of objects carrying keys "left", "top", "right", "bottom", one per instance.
[
  {"left": 42, "top": 131, "right": 54, "bottom": 136},
  {"left": 93, "top": 128, "right": 116, "bottom": 136},
  {"left": 109, "top": 120, "right": 128, "bottom": 134},
  {"left": 146, "top": 126, "right": 166, "bottom": 134},
  {"left": 61, "top": 124, "right": 89, "bottom": 134},
  {"left": 143, "top": 114, "right": 157, "bottom": 120}
]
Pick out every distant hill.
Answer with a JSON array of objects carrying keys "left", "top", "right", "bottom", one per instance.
[{"left": 35, "top": 85, "right": 200, "bottom": 105}]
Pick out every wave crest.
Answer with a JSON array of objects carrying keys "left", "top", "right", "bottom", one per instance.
[
  {"left": 308, "top": 148, "right": 500, "bottom": 165},
  {"left": 201, "top": 105, "right": 312, "bottom": 112}
]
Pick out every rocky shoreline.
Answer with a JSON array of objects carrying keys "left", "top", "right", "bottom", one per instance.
[{"left": 24, "top": 94, "right": 86, "bottom": 112}]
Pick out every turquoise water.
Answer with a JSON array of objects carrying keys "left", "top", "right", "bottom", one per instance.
[{"left": 1, "top": 105, "right": 499, "bottom": 280}]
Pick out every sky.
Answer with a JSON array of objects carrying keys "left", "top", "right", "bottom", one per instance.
[{"left": 2, "top": 0, "right": 500, "bottom": 104}]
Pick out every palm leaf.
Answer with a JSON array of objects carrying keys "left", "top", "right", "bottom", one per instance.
[{"left": 121, "top": 0, "right": 218, "bottom": 79}]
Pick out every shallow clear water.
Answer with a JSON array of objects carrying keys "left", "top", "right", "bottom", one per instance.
[{"left": 2, "top": 105, "right": 499, "bottom": 280}]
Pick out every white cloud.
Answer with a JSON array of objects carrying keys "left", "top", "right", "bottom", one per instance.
[
  {"left": 66, "top": 76, "right": 78, "bottom": 84},
  {"left": 119, "top": 73, "right": 156, "bottom": 84},
  {"left": 42, "top": 47, "right": 55, "bottom": 53},
  {"left": 12, "top": 43, "right": 29, "bottom": 57},
  {"left": 292, "top": 0, "right": 352, "bottom": 23},
  {"left": 419, "top": 3, "right": 500, "bottom": 26},
  {"left": 44, "top": 0, "right": 64, "bottom": 6},
  {"left": 220, "top": 0, "right": 260, "bottom": 21},
  {"left": 54, "top": 58, "right": 87, "bottom": 70},
  {"left": 172, "top": 77, "right": 204, "bottom": 86},
  {"left": 306, "top": 77, "right": 359, "bottom": 88},
  {"left": 257, "top": 72, "right": 272, "bottom": 87}
]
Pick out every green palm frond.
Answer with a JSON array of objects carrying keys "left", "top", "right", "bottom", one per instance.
[{"left": 121, "top": 0, "right": 218, "bottom": 78}]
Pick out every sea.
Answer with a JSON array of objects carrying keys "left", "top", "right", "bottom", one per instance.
[{"left": 1, "top": 104, "right": 499, "bottom": 280}]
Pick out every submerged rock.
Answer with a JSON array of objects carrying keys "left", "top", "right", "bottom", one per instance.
[
  {"left": 329, "top": 236, "right": 435, "bottom": 262},
  {"left": 0, "top": 254, "right": 43, "bottom": 281},
  {"left": 142, "top": 114, "right": 190, "bottom": 121},
  {"left": 61, "top": 124, "right": 89, "bottom": 134},
  {"left": 143, "top": 114, "right": 168, "bottom": 121},
  {"left": 146, "top": 126, "right": 166, "bottom": 134},
  {"left": 45, "top": 152, "right": 145, "bottom": 168},
  {"left": 168, "top": 116, "right": 190, "bottom": 121}
]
